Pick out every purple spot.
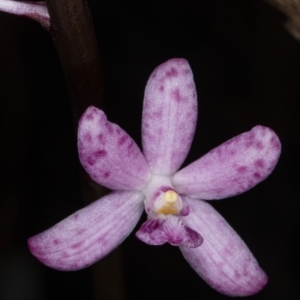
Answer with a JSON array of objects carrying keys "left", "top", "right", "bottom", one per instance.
[
  {"left": 105, "top": 123, "right": 114, "bottom": 134},
  {"left": 270, "top": 136, "right": 280, "bottom": 149},
  {"left": 165, "top": 67, "right": 178, "bottom": 78},
  {"left": 253, "top": 172, "right": 261, "bottom": 179},
  {"left": 71, "top": 241, "right": 84, "bottom": 249},
  {"left": 86, "top": 112, "right": 94, "bottom": 120},
  {"left": 216, "top": 147, "right": 222, "bottom": 157},
  {"left": 153, "top": 110, "right": 162, "bottom": 118},
  {"left": 248, "top": 132, "right": 255, "bottom": 140},
  {"left": 76, "top": 228, "right": 85, "bottom": 235},
  {"left": 116, "top": 128, "right": 121, "bottom": 135},
  {"left": 127, "top": 140, "right": 134, "bottom": 153},
  {"left": 94, "top": 150, "right": 107, "bottom": 158},
  {"left": 98, "top": 134, "right": 104, "bottom": 142},
  {"left": 61, "top": 252, "right": 69, "bottom": 258},
  {"left": 255, "top": 141, "right": 264, "bottom": 150},
  {"left": 118, "top": 135, "right": 127, "bottom": 145},
  {"left": 245, "top": 141, "right": 254, "bottom": 148},
  {"left": 183, "top": 68, "right": 190, "bottom": 75},
  {"left": 159, "top": 85, "right": 164, "bottom": 92},
  {"left": 73, "top": 213, "right": 79, "bottom": 220},
  {"left": 103, "top": 172, "right": 110, "bottom": 178},
  {"left": 171, "top": 88, "right": 183, "bottom": 102},
  {"left": 229, "top": 149, "right": 237, "bottom": 156},
  {"left": 237, "top": 166, "right": 247, "bottom": 174},
  {"left": 186, "top": 83, "right": 194, "bottom": 90},
  {"left": 255, "top": 159, "right": 265, "bottom": 168},
  {"left": 234, "top": 270, "right": 241, "bottom": 280},
  {"left": 53, "top": 239, "right": 60, "bottom": 245},
  {"left": 83, "top": 133, "right": 92, "bottom": 143},
  {"left": 87, "top": 156, "right": 95, "bottom": 166}
]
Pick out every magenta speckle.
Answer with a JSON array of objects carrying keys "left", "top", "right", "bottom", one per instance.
[
  {"left": 153, "top": 110, "right": 162, "bottom": 118},
  {"left": 118, "top": 135, "right": 127, "bottom": 145},
  {"left": 245, "top": 141, "right": 254, "bottom": 148},
  {"left": 270, "top": 136, "right": 280, "bottom": 149},
  {"left": 237, "top": 166, "right": 247, "bottom": 174},
  {"left": 53, "top": 239, "right": 60, "bottom": 245},
  {"left": 61, "top": 252, "right": 69, "bottom": 258},
  {"left": 253, "top": 172, "right": 261, "bottom": 179},
  {"left": 165, "top": 67, "right": 178, "bottom": 78},
  {"left": 116, "top": 128, "right": 121, "bottom": 135},
  {"left": 127, "top": 140, "right": 134, "bottom": 151},
  {"left": 87, "top": 156, "right": 95, "bottom": 166},
  {"left": 104, "top": 172, "right": 110, "bottom": 178},
  {"left": 159, "top": 85, "right": 164, "bottom": 92},
  {"left": 255, "top": 159, "right": 265, "bottom": 168},
  {"left": 171, "top": 88, "right": 183, "bottom": 102},
  {"left": 73, "top": 213, "right": 79, "bottom": 220},
  {"left": 71, "top": 241, "right": 83, "bottom": 249},
  {"left": 255, "top": 141, "right": 264, "bottom": 150},
  {"left": 86, "top": 112, "right": 94, "bottom": 120},
  {"left": 94, "top": 150, "right": 107, "bottom": 158},
  {"left": 234, "top": 270, "right": 241, "bottom": 280},
  {"left": 76, "top": 228, "right": 85, "bottom": 235},
  {"left": 98, "top": 134, "right": 104, "bottom": 142},
  {"left": 217, "top": 147, "right": 222, "bottom": 157},
  {"left": 83, "top": 133, "right": 92, "bottom": 143},
  {"left": 229, "top": 149, "right": 237, "bottom": 156},
  {"left": 105, "top": 123, "right": 114, "bottom": 134}
]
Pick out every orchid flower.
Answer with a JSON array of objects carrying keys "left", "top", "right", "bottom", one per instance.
[
  {"left": 0, "top": 0, "right": 50, "bottom": 29},
  {"left": 28, "top": 58, "right": 281, "bottom": 296}
]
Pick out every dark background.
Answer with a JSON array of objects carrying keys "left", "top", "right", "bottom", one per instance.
[{"left": 0, "top": 0, "right": 299, "bottom": 299}]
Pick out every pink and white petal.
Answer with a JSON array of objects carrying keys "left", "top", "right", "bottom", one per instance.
[
  {"left": 142, "top": 58, "right": 197, "bottom": 176},
  {"left": 78, "top": 106, "right": 151, "bottom": 191},
  {"left": 0, "top": 1, "right": 50, "bottom": 29},
  {"left": 180, "top": 197, "right": 267, "bottom": 296},
  {"left": 28, "top": 191, "right": 144, "bottom": 271},
  {"left": 173, "top": 125, "right": 281, "bottom": 200}
]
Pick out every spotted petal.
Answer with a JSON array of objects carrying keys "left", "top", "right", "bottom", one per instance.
[
  {"left": 78, "top": 106, "right": 151, "bottom": 190},
  {"left": 180, "top": 197, "right": 267, "bottom": 296},
  {"left": 142, "top": 58, "right": 197, "bottom": 176},
  {"left": 172, "top": 125, "right": 281, "bottom": 200},
  {"left": 28, "top": 191, "right": 144, "bottom": 271}
]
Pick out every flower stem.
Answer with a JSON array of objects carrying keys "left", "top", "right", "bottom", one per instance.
[{"left": 45, "top": 0, "right": 105, "bottom": 122}]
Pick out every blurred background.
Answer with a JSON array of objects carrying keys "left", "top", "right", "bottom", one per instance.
[{"left": 0, "top": 0, "right": 299, "bottom": 299}]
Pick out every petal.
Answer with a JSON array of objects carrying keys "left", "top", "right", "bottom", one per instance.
[
  {"left": 180, "top": 197, "right": 268, "bottom": 296},
  {"left": 28, "top": 191, "right": 144, "bottom": 271},
  {"left": 0, "top": 1, "right": 50, "bottom": 29},
  {"left": 135, "top": 218, "right": 166, "bottom": 245},
  {"left": 142, "top": 58, "right": 197, "bottom": 176},
  {"left": 78, "top": 106, "right": 151, "bottom": 190},
  {"left": 136, "top": 216, "right": 203, "bottom": 247},
  {"left": 173, "top": 125, "right": 281, "bottom": 200}
]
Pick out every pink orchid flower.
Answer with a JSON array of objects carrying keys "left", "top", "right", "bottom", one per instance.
[
  {"left": 0, "top": 0, "right": 50, "bottom": 29},
  {"left": 28, "top": 58, "right": 281, "bottom": 296}
]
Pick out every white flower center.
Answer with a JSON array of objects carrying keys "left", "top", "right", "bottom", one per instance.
[
  {"left": 153, "top": 190, "right": 182, "bottom": 215},
  {"left": 142, "top": 175, "right": 183, "bottom": 218}
]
